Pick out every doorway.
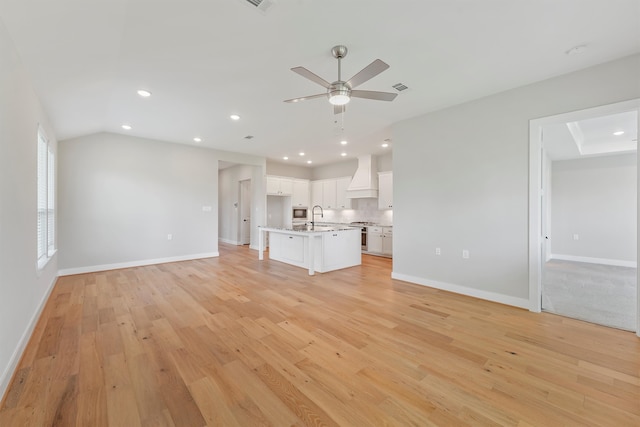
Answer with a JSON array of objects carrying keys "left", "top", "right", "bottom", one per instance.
[
  {"left": 239, "top": 179, "right": 251, "bottom": 245},
  {"left": 529, "top": 99, "right": 640, "bottom": 335}
]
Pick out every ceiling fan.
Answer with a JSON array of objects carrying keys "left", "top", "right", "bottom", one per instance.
[{"left": 284, "top": 45, "right": 398, "bottom": 114}]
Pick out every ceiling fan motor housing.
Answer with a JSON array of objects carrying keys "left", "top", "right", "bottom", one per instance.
[{"left": 328, "top": 82, "right": 351, "bottom": 105}]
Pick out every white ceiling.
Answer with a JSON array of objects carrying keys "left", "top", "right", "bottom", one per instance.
[
  {"left": 543, "top": 111, "right": 638, "bottom": 160},
  {"left": 1, "top": 0, "right": 639, "bottom": 166}
]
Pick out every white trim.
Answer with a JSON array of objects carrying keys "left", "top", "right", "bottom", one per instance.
[
  {"left": 0, "top": 274, "right": 57, "bottom": 402},
  {"left": 550, "top": 254, "right": 637, "bottom": 268},
  {"left": 391, "top": 272, "right": 530, "bottom": 309},
  {"left": 58, "top": 252, "right": 219, "bottom": 276},
  {"left": 219, "top": 238, "right": 241, "bottom": 245}
]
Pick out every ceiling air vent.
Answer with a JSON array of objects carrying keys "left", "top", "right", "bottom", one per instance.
[
  {"left": 392, "top": 83, "right": 409, "bottom": 92},
  {"left": 241, "top": 0, "right": 276, "bottom": 13}
]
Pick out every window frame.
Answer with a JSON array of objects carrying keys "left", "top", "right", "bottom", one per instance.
[{"left": 37, "top": 126, "right": 56, "bottom": 270}]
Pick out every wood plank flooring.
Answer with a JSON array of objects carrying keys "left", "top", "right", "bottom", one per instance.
[{"left": 1, "top": 243, "right": 639, "bottom": 426}]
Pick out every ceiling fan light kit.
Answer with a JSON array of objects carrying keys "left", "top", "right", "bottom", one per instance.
[{"left": 285, "top": 45, "right": 397, "bottom": 112}]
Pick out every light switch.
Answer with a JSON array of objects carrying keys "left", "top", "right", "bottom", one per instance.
[{"left": 462, "top": 249, "right": 469, "bottom": 259}]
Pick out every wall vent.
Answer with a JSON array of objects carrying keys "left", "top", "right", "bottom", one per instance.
[
  {"left": 392, "top": 83, "right": 409, "bottom": 92},
  {"left": 242, "top": 0, "right": 276, "bottom": 13}
]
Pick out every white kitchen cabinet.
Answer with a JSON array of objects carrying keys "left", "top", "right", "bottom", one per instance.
[
  {"left": 266, "top": 176, "right": 293, "bottom": 195},
  {"left": 310, "top": 177, "right": 352, "bottom": 209},
  {"left": 291, "top": 179, "right": 309, "bottom": 207},
  {"left": 310, "top": 180, "right": 323, "bottom": 207},
  {"left": 367, "top": 226, "right": 383, "bottom": 253},
  {"left": 318, "top": 229, "right": 361, "bottom": 271},
  {"left": 367, "top": 226, "right": 392, "bottom": 257},
  {"left": 268, "top": 232, "right": 306, "bottom": 266},
  {"left": 335, "top": 177, "right": 352, "bottom": 209},
  {"left": 382, "top": 227, "right": 393, "bottom": 256},
  {"left": 378, "top": 171, "right": 393, "bottom": 210},
  {"left": 322, "top": 180, "right": 337, "bottom": 209}
]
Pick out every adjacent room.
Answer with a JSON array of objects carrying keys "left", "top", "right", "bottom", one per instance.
[{"left": 1, "top": 1, "right": 639, "bottom": 425}]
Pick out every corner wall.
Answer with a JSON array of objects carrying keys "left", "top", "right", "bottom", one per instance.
[
  {"left": 57, "top": 133, "right": 266, "bottom": 273},
  {"left": 0, "top": 19, "right": 59, "bottom": 400},
  {"left": 391, "top": 54, "right": 640, "bottom": 308}
]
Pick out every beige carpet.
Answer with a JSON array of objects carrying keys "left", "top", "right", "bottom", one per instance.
[{"left": 542, "top": 259, "right": 637, "bottom": 331}]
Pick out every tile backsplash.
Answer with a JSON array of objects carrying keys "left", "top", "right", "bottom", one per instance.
[{"left": 317, "top": 198, "right": 393, "bottom": 226}]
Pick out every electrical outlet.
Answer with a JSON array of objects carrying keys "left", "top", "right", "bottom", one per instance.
[
  {"left": 435, "top": 247, "right": 441, "bottom": 255},
  {"left": 202, "top": 206, "right": 212, "bottom": 212},
  {"left": 462, "top": 249, "right": 469, "bottom": 259},
  {"left": 573, "top": 234, "right": 579, "bottom": 241},
  {"left": 167, "top": 234, "right": 173, "bottom": 241}
]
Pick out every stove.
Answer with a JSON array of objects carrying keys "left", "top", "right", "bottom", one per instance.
[{"left": 350, "top": 222, "right": 375, "bottom": 250}]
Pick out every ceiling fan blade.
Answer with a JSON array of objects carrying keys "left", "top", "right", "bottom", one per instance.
[
  {"left": 284, "top": 93, "right": 327, "bottom": 103},
  {"left": 346, "top": 59, "right": 390, "bottom": 89},
  {"left": 351, "top": 90, "right": 398, "bottom": 102},
  {"left": 291, "top": 66, "right": 331, "bottom": 88},
  {"left": 334, "top": 104, "right": 346, "bottom": 115}
]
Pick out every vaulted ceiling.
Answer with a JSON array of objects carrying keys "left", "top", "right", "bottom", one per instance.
[{"left": 1, "top": 0, "right": 639, "bottom": 165}]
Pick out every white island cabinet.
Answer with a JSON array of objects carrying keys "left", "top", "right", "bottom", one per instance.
[{"left": 258, "top": 226, "right": 361, "bottom": 275}]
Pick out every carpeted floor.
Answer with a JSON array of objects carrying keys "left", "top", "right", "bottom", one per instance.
[{"left": 542, "top": 259, "right": 637, "bottom": 331}]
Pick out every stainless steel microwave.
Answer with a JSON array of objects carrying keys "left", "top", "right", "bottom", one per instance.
[{"left": 292, "top": 207, "right": 308, "bottom": 219}]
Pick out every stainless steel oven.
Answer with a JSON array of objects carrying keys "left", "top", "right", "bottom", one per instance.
[{"left": 350, "top": 222, "right": 369, "bottom": 251}]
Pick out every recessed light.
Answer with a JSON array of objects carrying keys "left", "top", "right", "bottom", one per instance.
[
  {"left": 307, "top": 160, "right": 312, "bottom": 164},
  {"left": 340, "top": 140, "right": 348, "bottom": 145},
  {"left": 283, "top": 156, "right": 289, "bottom": 160},
  {"left": 121, "top": 124, "right": 132, "bottom": 130},
  {"left": 137, "top": 89, "right": 151, "bottom": 97},
  {"left": 613, "top": 131, "right": 625, "bottom": 136},
  {"left": 341, "top": 152, "right": 347, "bottom": 157},
  {"left": 230, "top": 114, "right": 240, "bottom": 121},
  {"left": 299, "top": 152, "right": 305, "bottom": 156},
  {"left": 381, "top": 143, "right": 389, "bottom": 148},
  {"left": 565, "top": 45, "right": 588, "bottom": 56},
  {"left": 193, "top": 137, "right": 202, "bottom": 142}
]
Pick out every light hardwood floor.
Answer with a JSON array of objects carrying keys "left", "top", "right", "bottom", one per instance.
[{"left": 1, "top": 243, "right": 639, "bottom": 426}]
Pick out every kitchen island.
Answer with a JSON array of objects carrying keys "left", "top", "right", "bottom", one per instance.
[{"left": 258, "top": 225, "right": 361, "bottom": 275}]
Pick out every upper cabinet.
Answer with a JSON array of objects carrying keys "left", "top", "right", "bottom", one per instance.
[
  {"left": 291, "top": 179, "right": 310, "bottom": 207},
  {"left": 310, "top": 176, "right": 352, "bottom": 209},
  {"left": 266, "top": 176, "right": 293, "bottom": 195},
  {"left": 335, "top": 177, "right": 352, "bottom": 209},
  {"left": 267, "top": 176, "right": 309, "bottom": 207},
  {"left": 378, "top": 171, "right": 393, "bottom": 210}
]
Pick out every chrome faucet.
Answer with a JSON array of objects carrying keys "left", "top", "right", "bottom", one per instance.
[{"left": 311, "top": 205, "right": 323, "bottom": 228}]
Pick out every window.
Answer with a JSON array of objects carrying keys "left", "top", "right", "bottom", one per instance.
[{"left": 37, "top": 127, "right": 55, "bottom": 268}]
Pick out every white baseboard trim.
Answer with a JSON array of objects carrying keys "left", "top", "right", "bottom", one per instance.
[
  {"left": 391, "top": 272, "right": 530, "bottom": 310},
  {"left": 0, "top": 274, "right": 57, "bottom": 402},
  {"left": 550, "top": 254, "right": 637, "bottom": 268},
  {"left": 58, "top": 252, "right": 219, "bottom": 276},
  {"left": 219, "top": 238, "right": 240, "bottom": 245}
]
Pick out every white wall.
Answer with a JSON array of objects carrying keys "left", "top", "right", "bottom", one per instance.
[
  {"left": 392, "top": 54, "right": 640, "bottom": 308},
  {"left": 0, "top": 19, "right": 59, "bottom": 400},
  {"left": 266, "top": 161, "right": 312, "bottom": 179},
  {"left": 218, "top": 163, "right": 265, "bottom": 247},
  {"left": 551, "top": 154, "right": 637, "bottom": 264},
  {"left": 58, "top": 133, "right": 266, "bottom": 273}
]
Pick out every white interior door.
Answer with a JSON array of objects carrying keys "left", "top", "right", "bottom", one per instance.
[{"left": 239, "top": 179, "right": 251, "bottom": 245}]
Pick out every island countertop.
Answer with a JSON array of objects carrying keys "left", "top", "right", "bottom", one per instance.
[{"left": 259, "top": 224, "right": 359, "bottom": 234}]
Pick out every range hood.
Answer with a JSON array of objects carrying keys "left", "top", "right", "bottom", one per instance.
[{"left": 346, "top": 155, "right": 378, "bottom": 198}]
